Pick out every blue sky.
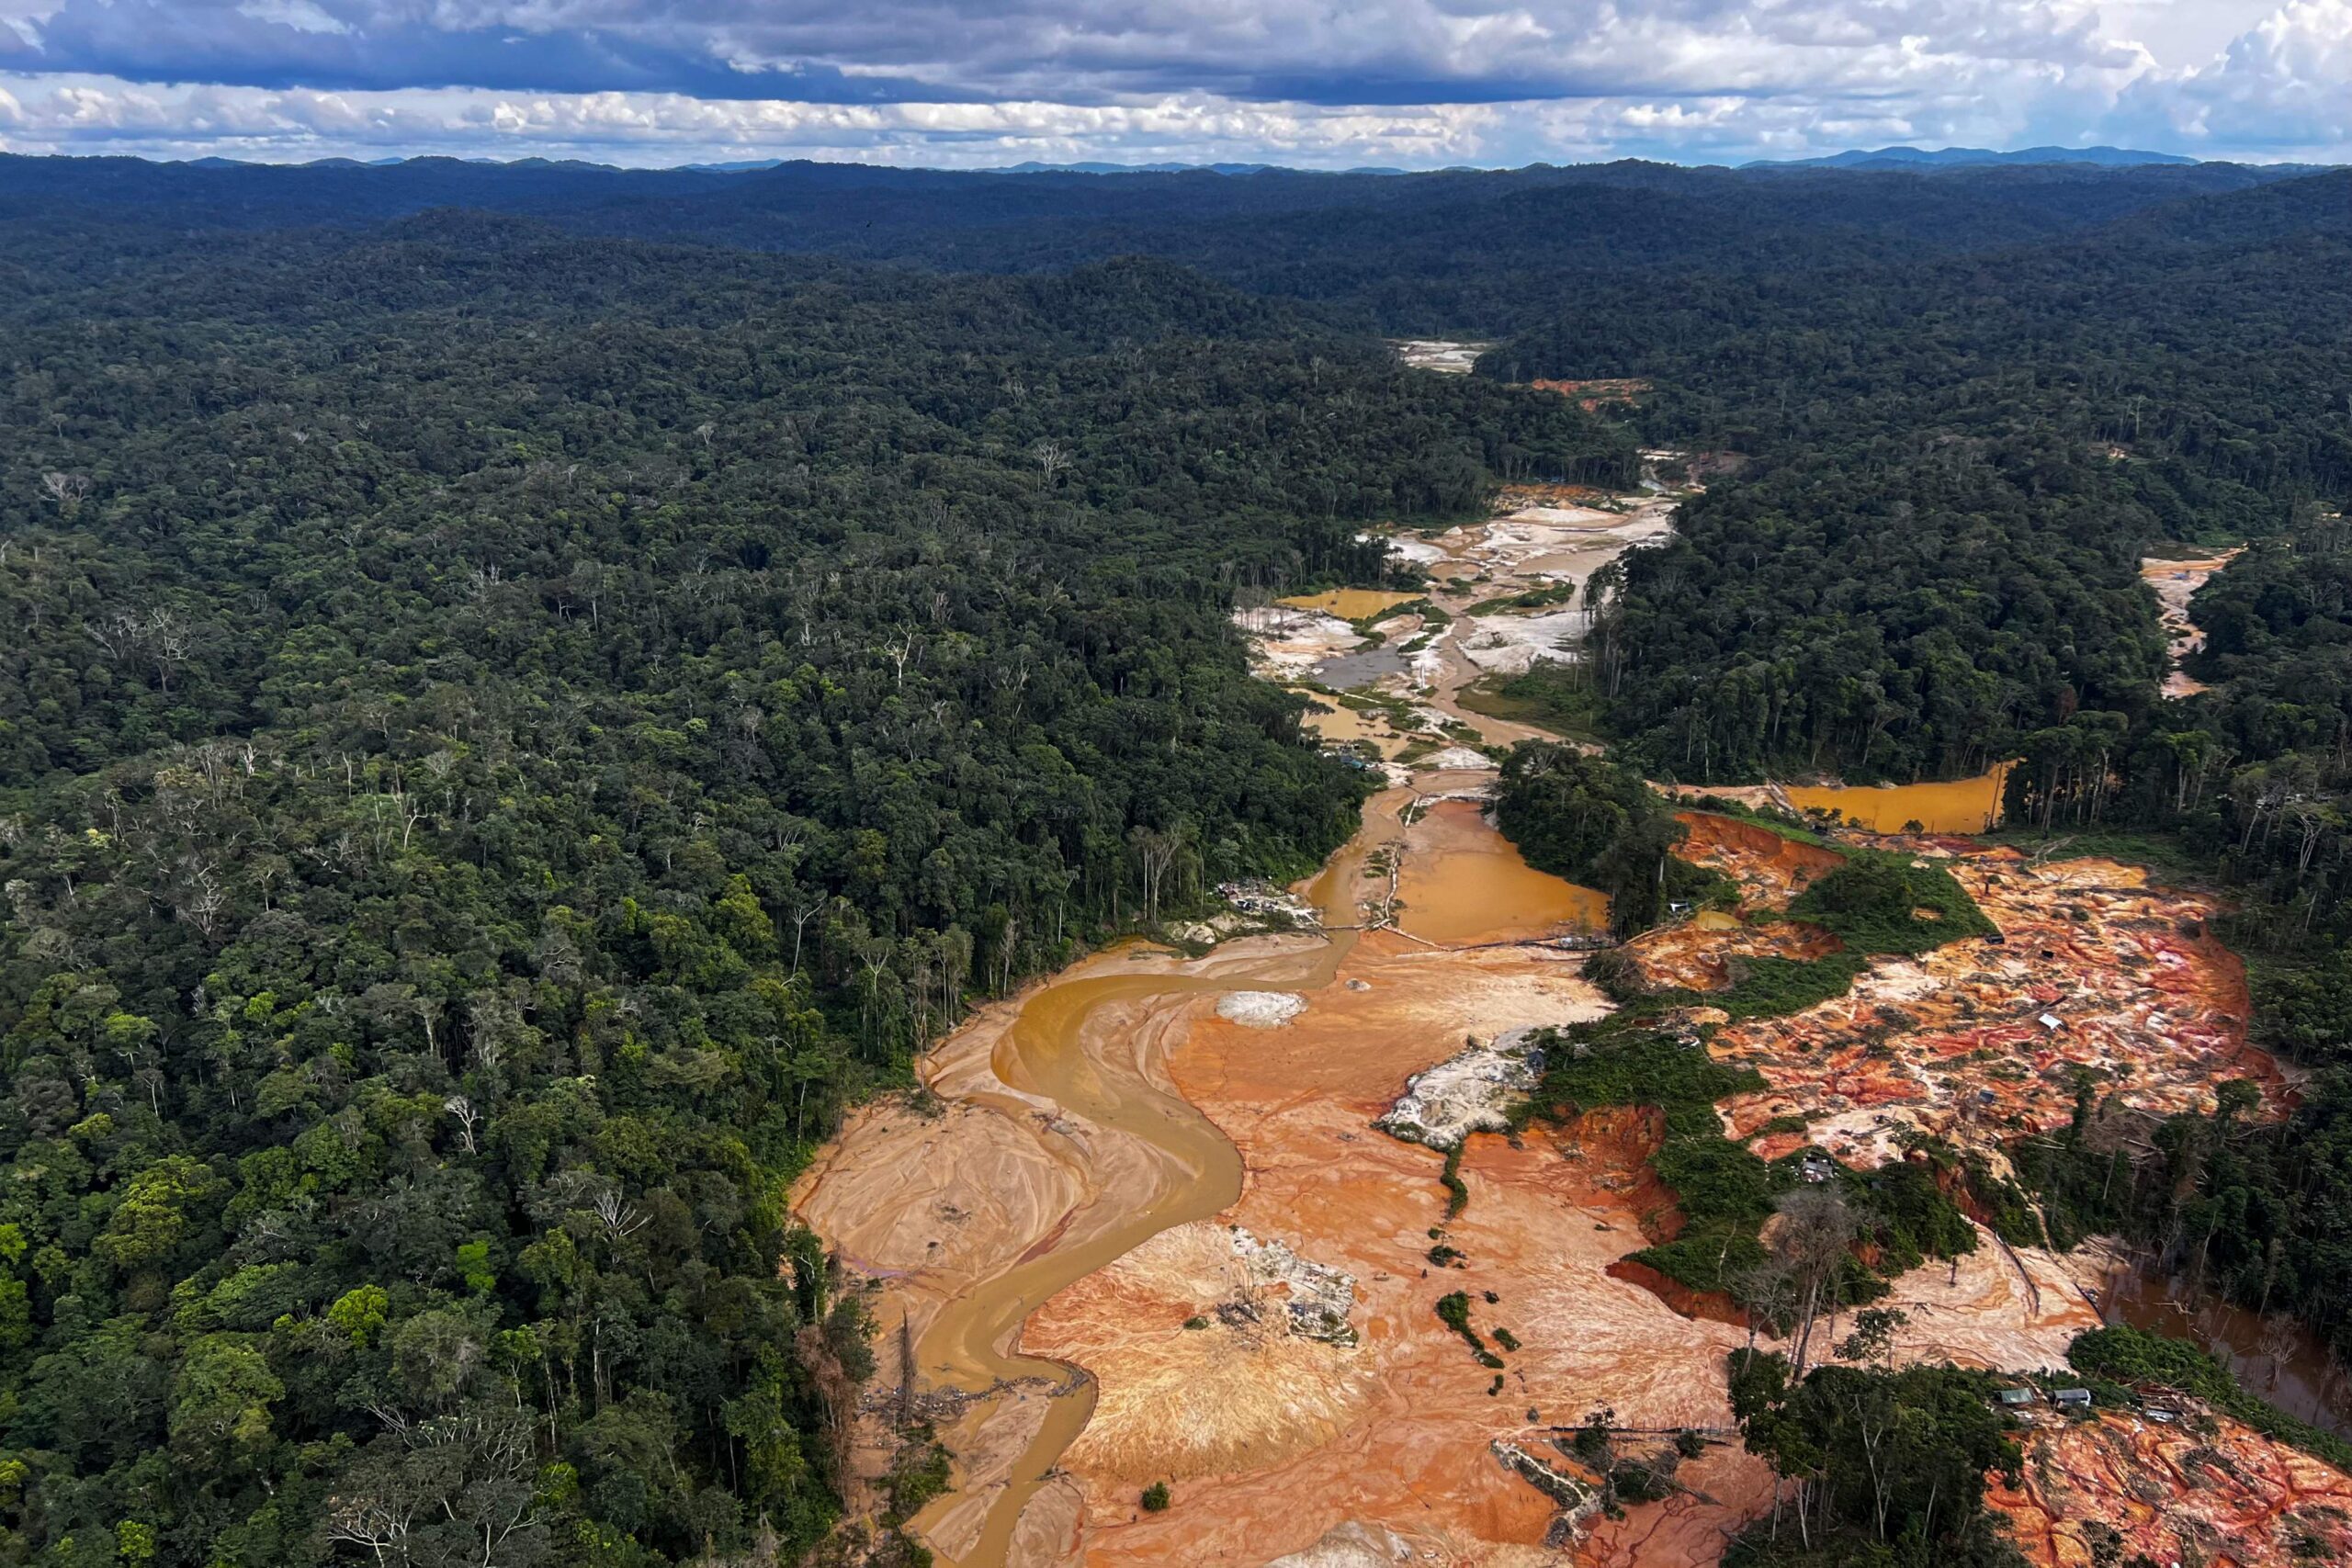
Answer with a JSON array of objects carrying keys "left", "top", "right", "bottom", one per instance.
[{"left": 0, "top": 1, "right": 2343, "bottom": 166}]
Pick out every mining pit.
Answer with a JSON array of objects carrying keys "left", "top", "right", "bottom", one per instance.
[{"left": 793, "top": 470, "right": 2348, "bottom": 1565}]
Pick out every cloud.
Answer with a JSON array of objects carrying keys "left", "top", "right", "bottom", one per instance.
[
  {"left": 2110, "top": 0, "right": 2352, "bottom": 153},
  {"left": 0, "top": 1, "right": 2339, "bottom": 164}
]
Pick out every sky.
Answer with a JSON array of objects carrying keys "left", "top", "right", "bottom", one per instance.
[{"left": 0, "top": 1, "right": 2343, "bottom": 168}]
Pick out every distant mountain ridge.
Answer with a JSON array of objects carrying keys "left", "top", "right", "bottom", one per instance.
[{"left": 1749, "top": 144, "right": 2199, "bottom": 170}]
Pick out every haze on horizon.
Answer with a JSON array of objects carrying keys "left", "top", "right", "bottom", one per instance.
[{"left": 0, "top": 0, "right": 2344, "bottom": 170}]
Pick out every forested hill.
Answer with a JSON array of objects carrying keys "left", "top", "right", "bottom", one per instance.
[
  {"left": 0, "top": 223, "right": 1624, "bottom": 1565},
  {"left": 1497, "top": 169, "right": 2352, "bottom": 784},
  {"left": 0, "top": 154, "right": 2315, "bottom": 333}
]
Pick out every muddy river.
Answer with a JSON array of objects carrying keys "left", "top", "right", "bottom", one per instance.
[
  {"left": 806, "top": 778, "right": 1611, "bottom": 1564},
  {"left": 896, "top": 837, "right": 1374, "bottom": 1564}
]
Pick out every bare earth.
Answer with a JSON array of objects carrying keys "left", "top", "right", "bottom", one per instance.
[{"left": 792, "top": 479, "right": 2347, "bottom": 1566}]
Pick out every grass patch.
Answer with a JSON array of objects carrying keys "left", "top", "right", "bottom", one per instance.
[
  {"left": 2067, "top": 1325, "right": 2352, "bottom": 1472},
  {"left": 1347, "top": 596, "right": 1444, "bottom": 636},
  {"left": 1465, "top": 581, "right": 1582, "bottom": 615},
  {"left": 1457, "top": 666, "right": 1605, "bottom": 742}
]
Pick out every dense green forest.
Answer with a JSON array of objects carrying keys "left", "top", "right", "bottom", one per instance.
[
  {"left": 1474, "top": 170, "right": 2352, "bottom": 1373},
  {"left": 0, "top": 216, "right": 1627, "bottom": 1565},
  {"left": 0, "top": 156, "right": 2307, "bottom": 335},
  {"left": 0, "top": 149, "right": 2347, "bottom": 1562}
]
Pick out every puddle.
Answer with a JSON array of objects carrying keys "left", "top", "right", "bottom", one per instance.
[
  {"left": 1783, "top": 761, "right": 2012, "bottom": 834},
  {"left": 1393, "top": 797, "right": 1608, "bottom": 944},
  {"left": 1315, "top": 645, "right": 1413, "bottom": 691},
  {"left": 1278, "top": 589, "right": 1422, "bottom": 621},
  {"left": 1296, "top": 695, "right": 1409, "bottom": 757}
]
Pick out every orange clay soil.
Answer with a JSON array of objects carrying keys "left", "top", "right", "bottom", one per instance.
[
  {"left": 1671, "top": 811, "right": 1845, "bottom": 908},
  {"left": 1022, "top": 940, "right": 1769, "bottom": 1564},
  {"left": 1990, "top": 1406, "right": 2352, "bottom": 1567},
  {"left": 1706, "top": 847, "right": 2290, "bottom": 1169},
  {"left": 1625, "top": 916, "right": 1844, "bottom": 992}
]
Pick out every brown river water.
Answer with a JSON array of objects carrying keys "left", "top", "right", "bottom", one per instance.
[
  {"left": 897, "top": 786, "right": 1605, "bottom": 1563},
  {"left": 2098, "top": 1258, "right": 2352, "bottom": 1438}
]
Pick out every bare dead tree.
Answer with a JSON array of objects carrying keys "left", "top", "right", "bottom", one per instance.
[{"left": 443, "top": 1093, "right": 481, "bottom": 1155}]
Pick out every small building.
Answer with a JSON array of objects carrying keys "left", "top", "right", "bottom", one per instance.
[
  {"left": 2038, "top": 1012, "right": 2065, "bottom": 1032},
  {"left": 1799, "top": 1152, "right": 1837, "bottom": 1185},
  {"left": 2144, "top": 1406, "right": 2180, "bottom": 1425},
  {"left": 2053, "top": 1388, "right": 2093, "bottom": 1408},
  {"left": 1996, "top": 1388, "right": 2039, "bottom": 1408}
]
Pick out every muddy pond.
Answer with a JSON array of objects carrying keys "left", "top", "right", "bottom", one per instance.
[
  {"left": 1783, "top": 761, "right": 2012, "bottom": 834},
  {"left": 2098, "top": 1258, "right": 2352, "bottom": 1438}
]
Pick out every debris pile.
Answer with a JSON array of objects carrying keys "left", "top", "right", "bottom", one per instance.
[
  {"left": 1231, "top": 1225, "right": 1360, "bottom": 1346},
  {"left": 1216, "top": 990, "right": 1308, "bottom": 1029},
  {"left": 1491, "top": 1439, "right": 1604, "bottom": 1540},
  {"left": 1374, "top": 1026, "right": 1544, "bottom": 1149}
]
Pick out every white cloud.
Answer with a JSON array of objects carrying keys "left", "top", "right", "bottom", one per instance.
[
  {"left": 2110, "top": 0, "right": 2352, "bottom": 154},
  {"left": 0, "top": 2, "right": 2340, "bottom": 164}
]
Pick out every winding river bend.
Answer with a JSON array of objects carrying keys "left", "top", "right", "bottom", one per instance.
[{"left": 897, "top": 808, "right": 1383, "bottom": 1563}]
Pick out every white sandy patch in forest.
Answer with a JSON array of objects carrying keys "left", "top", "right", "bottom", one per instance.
[{"left": 1460, "top": 609, "right": 1588, "bottom": 672}]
